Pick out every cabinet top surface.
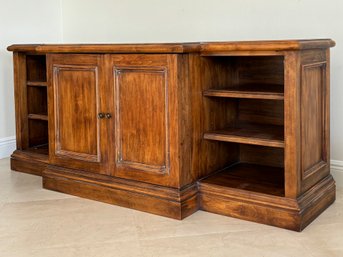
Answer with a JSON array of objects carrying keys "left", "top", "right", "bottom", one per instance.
[{"left": 7, "top": 39, "right": 335, "bottom": 53}]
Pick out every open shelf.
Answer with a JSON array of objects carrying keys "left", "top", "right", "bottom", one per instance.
[
  {"left": 200, "top": 55, "right": 285, "bottom": 198},
  {"left": 26, "top": 55, "right": 46, "bottom": 82},
  {"left": 203, "top": 84, "right": 284, "bottom": 100},
  {"left": 28, "top": 113, "right": 48, "bottom": 121},
  {"left": 200, "top": 162, "right": 285, "bottom": 196},
  {"left": 25, "top": 143, "right": 49, "bottom": 156},
  {"left": 27, "top": 81, "right": 47, "bottom": 87},
  {"left": 204, "top": 123, "right": 284, "bottom": 148},
  {"left": 24, "top": 55, "right": 49, "bottom": 157}
]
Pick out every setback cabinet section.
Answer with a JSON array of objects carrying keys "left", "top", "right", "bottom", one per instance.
[{"left": 47, "top": 54, "right": 181, "bottom": 187}]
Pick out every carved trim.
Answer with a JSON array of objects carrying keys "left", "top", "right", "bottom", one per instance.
[
  {"left": 113, "top": 66, "right": 170, "bottom": 174},
  {"left": 300, "top": 62, "right": 327, "bottom": 180},
  {"left": 53, "top": 65, "right": 101, "bottom": 163}
]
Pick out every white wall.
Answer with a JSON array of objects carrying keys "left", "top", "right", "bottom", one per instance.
[
  {"left": 1, "top": 0, "right": 343, "bottom": 184},
  {"left": 61, "top": 0, "right": 343, "bottom": 183},
  {"left": 0, "top": 0, "right": 62, "bottom": 158}
]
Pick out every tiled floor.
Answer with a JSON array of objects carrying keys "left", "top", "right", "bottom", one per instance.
[{"left": 0, "top": 158, "right": 342, "bottom": 257}]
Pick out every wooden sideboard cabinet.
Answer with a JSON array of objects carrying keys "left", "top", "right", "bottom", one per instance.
[{"left": 8, "top": 39, "right": 336, "bottom": 231}]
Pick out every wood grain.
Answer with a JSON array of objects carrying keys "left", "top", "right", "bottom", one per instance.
[
  {"left": 110, "top": 54, "right": 180, "bottom": 187},
  {"left": 115, "top": 67, "right": 167, "bottom": 172},
  {"left": 47, "top": 54, "right": 111, "bottom": 175}
]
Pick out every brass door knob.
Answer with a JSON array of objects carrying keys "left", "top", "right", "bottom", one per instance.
[{"left": 98, "top": 113, "right": 105, "bottom": 119}]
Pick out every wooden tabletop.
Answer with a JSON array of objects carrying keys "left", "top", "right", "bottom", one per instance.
[{"left": 7, "top": 39, "right": 335, "bottom": 53}]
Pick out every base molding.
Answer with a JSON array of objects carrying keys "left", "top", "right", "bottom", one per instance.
[
  {"left": 43, "top": 165, "right": 198, "bottom": 220},
  {"left": 199, "top": 174, "right": 336, "bottom": 231},
  {"left": 11, "top": 150, "right": 48, "bottom": 176},
  {"left": 10, "top": 156, "right": 336, "bottom": 231}
]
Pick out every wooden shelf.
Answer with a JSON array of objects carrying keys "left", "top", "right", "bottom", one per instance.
[
  {"left": 28, "top": 113, "right": 48, "bottom": 121},
  {"left": 204, "top": 123, "right": 284, "bottom": 148},
  {"left": 27, "top": 81, "right": 47, "bottom": 87},
  {"left": 200, "top": 163, "right": 284, "bottom": 196},
  {"left": 203, "top": 84, "right": 284, "bottom": 100}
]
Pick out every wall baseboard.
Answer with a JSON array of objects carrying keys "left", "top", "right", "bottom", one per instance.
[
  {"left": 0, "top": 136, "right": 342, "bottom": 188},
  {"left": 0, "top": 136, "right": 16, "bottom": 159},
  {"left": 331, "top": 160, "right": 343, "bottom": 188}
]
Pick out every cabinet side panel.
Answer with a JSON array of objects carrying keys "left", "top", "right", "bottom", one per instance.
[
  {"left": 13, "top": 53, "right": 28, "bottom": 149},
  {"left": 301, "top": 64, "right": 325, "bottom": 172},
  {"left": 300, "top": 50, "right": 330, "bottom": 193}
]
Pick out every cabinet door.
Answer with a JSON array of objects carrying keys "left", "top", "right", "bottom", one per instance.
[
  {"left": 109, "top": 54, "right": 179, "bottom": 187},
  {"left": 47, "top": 54, "right": 111, "bottom": 174}
]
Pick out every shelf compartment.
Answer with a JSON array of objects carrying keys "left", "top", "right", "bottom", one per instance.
[
  {"left": 203, "top": 84, "right": 284, "bottom": 100},
  {"left": 27, "top": 81, "right": 47, "bottom": 87},
  {"left": 26, "top": 55, "right": 46, "bottom": 82},
  {"left": 200, "top": 162, "right": 284, "bottom": 196},
  {"left": 27, "top": 86, "right": 47, "bottom": 115},
  {"left": 204, "top": 123, "right": 284, "bottom": 148},
  {"left": 28, "top": 113, "right": 48, "bottom": 121},
  {"left": 25, "top": 143, "right": 49, "bottom": 156},
  {"left": 28, "top": 119, "right": 48, "bottom": 148}
]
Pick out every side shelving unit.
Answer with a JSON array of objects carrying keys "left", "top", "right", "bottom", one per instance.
[
  {"left": 199, "top": 55, "right": 285, "bottom": 197},
  {"left": 25, "top": 55, "right": 49, "bottom": 156}
]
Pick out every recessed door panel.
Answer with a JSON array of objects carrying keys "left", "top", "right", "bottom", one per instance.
[
  {"left": 54, "top": 66, "right": 100, "bottom": 161},
  {"left": 110, "top": 54, "right": 179, "bottom": 187},
  {"left": 300, "top": 59, "right": 329, "bottom": 192},
  {"left": 115, "top": 68, "right": 168, "bottom": 172},
  {"left": 48, "top": 54, "right": 110, "bottom": 174}
]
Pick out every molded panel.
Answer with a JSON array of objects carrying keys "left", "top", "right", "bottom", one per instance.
[
  {"left": 301, "top": 62, "right": 327, "bottom": 180},
  {"left": 115, "top": 67, "right": 169, "bottom": 173},
  {"left": 53, "top": 65, "right": 100, "bottom": 162}
]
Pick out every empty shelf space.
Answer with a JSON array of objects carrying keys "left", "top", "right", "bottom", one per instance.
[
  {"left": 204, "top": 123, "right": 284, "bottom": 148},
  {"left": 26, "top": 144, "right": 49, "bottom": 156},
  {"left": 27, "top": 81, "right": 47, "bottom": 87},
  {"left": 203, "top": 84, "right": 284, "bottom": 100},
  {"left": 28, "top": 113, "right": 48, "bottom": 121},
  {"left": 200, "top": 163, "right": 284, "bottom": 196}
]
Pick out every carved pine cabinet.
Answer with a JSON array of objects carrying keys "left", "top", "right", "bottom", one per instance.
[{"left": 8, "top": 39, "right": 336, "bottom": 231}]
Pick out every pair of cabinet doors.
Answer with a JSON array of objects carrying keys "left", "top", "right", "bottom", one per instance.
[{"left": 47, "top": 54, "right": 179, "bottom": 187}]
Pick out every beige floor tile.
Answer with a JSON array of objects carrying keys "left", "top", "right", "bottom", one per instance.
[
  {"left": 133, "top": 210, "right": 275, "bottom": 242},
  {"left": 0, "top": 198, "right": 139, "bottom": 253},
  {"left": 1, "top": 240, "right": 144, "bottom": 257},
  {"left": 1, "top": 157, "right": 343, "bottom": 257}
]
